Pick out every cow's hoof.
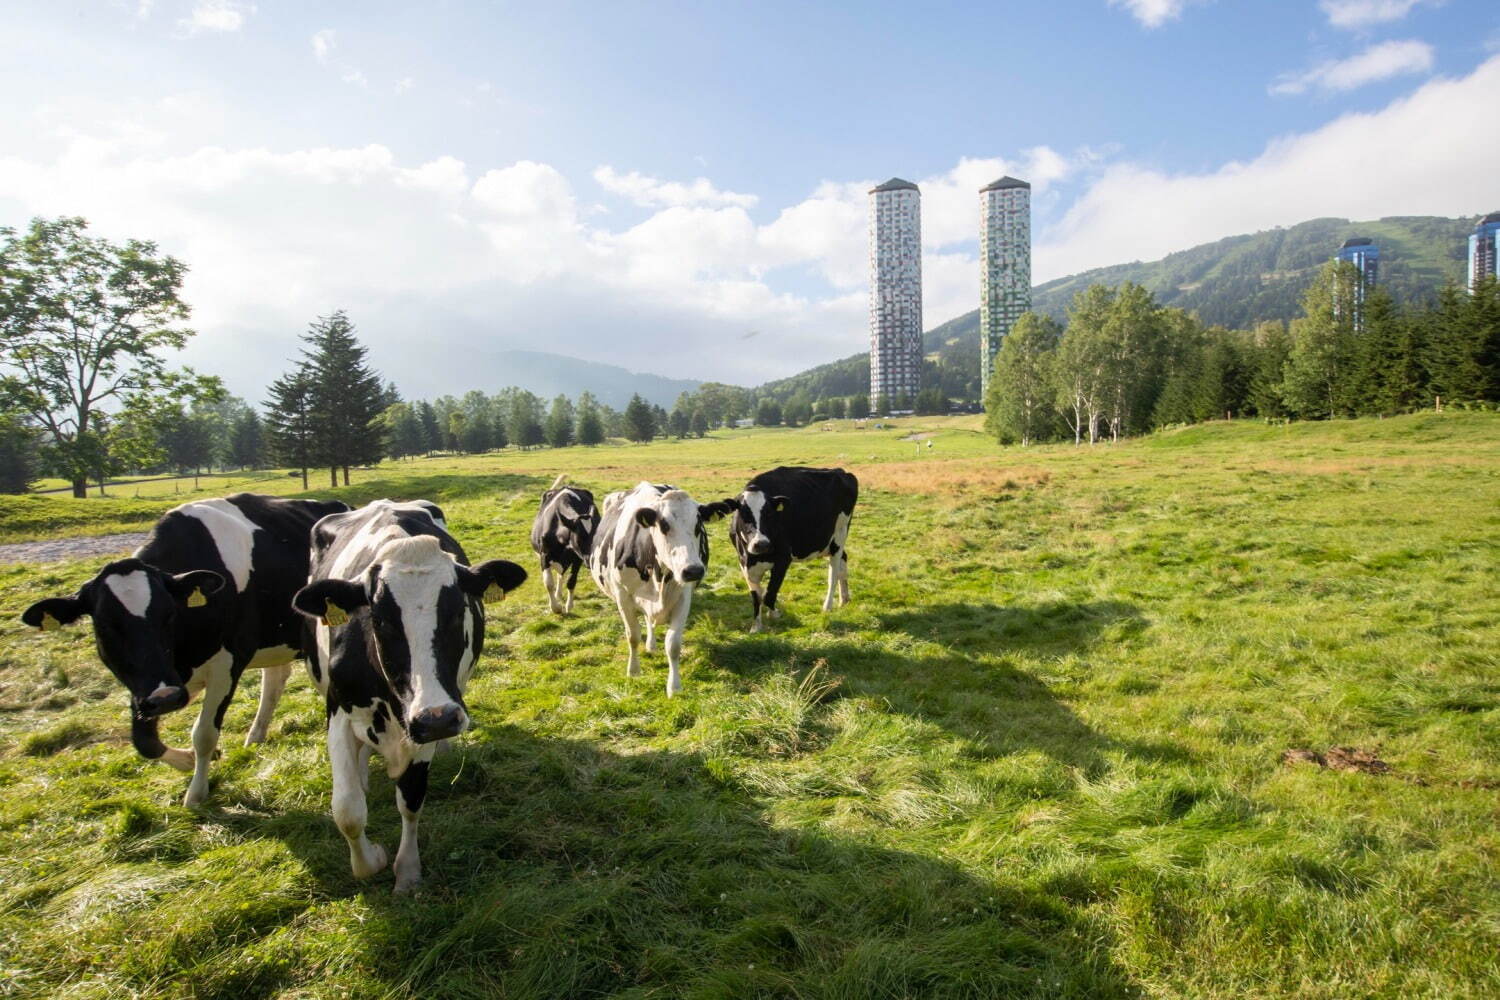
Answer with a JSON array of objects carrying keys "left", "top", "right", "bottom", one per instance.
[
  {"left": 161, "top": 748, "right": 195, "bottom": 772},
  {"left": 393, "top": 872, "right": 422, "bottom": 894},
  {"left": 749, "top": 619, "right": 763, "bottom": 634},
  {"left": 183, "top": 783, "right": 209, "bottom": 808},
  {"left": 666, "top": 681, "right": 681, "bottom": 697},
  {"left": 769, "top": 607, "right": 782, "bottom": 620},
  {"left": 626, "top": 663, "right": 642, "bottom": 678},
  {"left": 353, "top": 843, "right": 389, "bottom": 879},
  {"left": 244, "top": 729, "right": 267, "bottom": 746}
]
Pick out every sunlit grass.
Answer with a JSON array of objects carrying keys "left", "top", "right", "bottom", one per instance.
[{"left": 0, "top": 412, "right": 1497, "bottom": 998}]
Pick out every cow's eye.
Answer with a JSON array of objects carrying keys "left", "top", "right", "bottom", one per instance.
[{"left": 660, "top": 520, "right": 671, "bottom": 534}]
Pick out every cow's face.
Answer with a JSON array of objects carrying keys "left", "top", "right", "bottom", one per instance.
[
  {"left": 732, "top": 489, "right": 790, "bottom": 558},
  {"left": 633, "top": 490, "right": 735, "bottom": 584},
  {"left": 21, "top": 560, "right": 226, "bottom": 718},
  {"left": 293, "top": 537, "right": 526, "bottom": 744},
  {"left": 556, "top": 491, "right": 599, "bottom": 557}
]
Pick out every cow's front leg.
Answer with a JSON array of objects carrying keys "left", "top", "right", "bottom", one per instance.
[
  {"left": 664, "top": 595, "right": 693, "bottom": 697},
  {"left": 743, "top": 561, "right": 768, "bottom": 633},
  {"left": 245, "top": 663, "right": 292, "bottom": 746},
  {"left": 763, "top": 560, "right": 790, "bottom": 624},
  {"left": 393, "top": 758, "right": 430, "bottom": 893},
  {"left": 329, "top": 713, "right": 388, "bottom": 879},
  {"left": 838, "top": 551, "right": 851, "bottom": 605},
  {"left": 617, "top": 599, "right": 642, "bottom": 677},
  {"left": 564, "top": 561, "right": 581, "bottom": 614},
  {"left": 131, "top": 714, "right": 194, "bottom": 771},
  {"left": 184, "top": 653, "right": 237, "bottom": 806},
  {"left": 541, "top": 563, "right": 562, "bottom": 614}
]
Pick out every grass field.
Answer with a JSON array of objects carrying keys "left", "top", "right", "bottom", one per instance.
[{"left": 1, "top": 413, "right": 1497, "bottom": 999}]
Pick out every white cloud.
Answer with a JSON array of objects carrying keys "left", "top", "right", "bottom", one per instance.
[
  {"left": 311, "top": 29, "right": 335, "bottom": 64},
  {"left": 177, "top": 1, "right": 254, "bottom": 35},
  {"left": 340, "top": 68, "right": 368, "bottom": 89},
  {"left": 395, "top": 77, "right": 415, "bottom": 94},
  {"left": 1320, "top": 0, "right": 1438, "bottom": 30},
  {"left": 1270, "top": 39, "right": 1434, "bottom": 95},
  {"left": 593, "top": 166, "right": 758, "bottom": 209},
  {"left": 1040, "top": 54, "right": 1500, "bottom": 282},
  {"left": 1108, "top": 0, "right": 1201, "bottom": 29}
]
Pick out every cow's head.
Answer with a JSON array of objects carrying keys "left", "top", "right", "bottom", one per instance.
[
  {"left": 632, "top": 490, "right": 735, "bottom": 584},
  {"left": 21, "top": 559, "right": 227, "bottom": 718},
  {"left": 292, "top": 536, "right": 526, "bottom": 744},
  {"left": 556, "top": 489, "right": 599, "bottom": 557},
  {"left": 731, "top": 488, "right": 790, "bottom": 558}
]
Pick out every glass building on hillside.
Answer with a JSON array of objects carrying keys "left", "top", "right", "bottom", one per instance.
[
  {"left": 868, "top": 178, "right": 923, "bottom": 408},
  {"left": 1334, "top": 236, "right": 1379, "bottom": 332},
  {"left": 1469, "top": 212, "right": 1500, "bottom": 292},
  {"left": 979, "top": 176, "right": 1032, "bottom": 397}
]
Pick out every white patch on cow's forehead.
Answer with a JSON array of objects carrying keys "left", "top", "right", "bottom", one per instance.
[
  {"left": 104, "top": 570, "right": 153, "bottom": 617},
  {"left": 178, "top": 498, "right": 260, "bottom": 591},
  {"left": 373, "top": 535, "right": 458, "bottom": 719},
  {"left": 742, "top": 490, "right": 766, "bottom": 525}
]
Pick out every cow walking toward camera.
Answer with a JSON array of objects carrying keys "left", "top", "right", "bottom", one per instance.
[
  {"left": 590, "top": 482, "right": 735, "bottom": 696},
  {"left": 729, "top": 466, "right": 858, "bottom": 632},
  {"left": 20, "top": 494, "right": 350, "bottom": 805},
  {"left": 292, "top": 499, "right": 526, "bottom": 892},
  {"left": 531, "top": 474, "right": 599, "bottom": 615}
]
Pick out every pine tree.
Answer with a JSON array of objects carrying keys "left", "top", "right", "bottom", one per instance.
[
  {"left": 299, "top": 311, "right": 385, "bottom": 486},
  {"left": 577, "top": 392, "right": 606, "bottom": 446},
  {"left": 545, "top": 394, "right": 576, "bottom": 448},
  {"left": 416, "top": 401, "right": 441, "bottom": 454},
  {"left": 263, "top": 370, "right": 316, "bottom": 490},
  {"left": 227, "top": 409, "right": 264, "bottom": 469},
  {"left": 623, "top": 394, "right": 656, "bottom": 443}
]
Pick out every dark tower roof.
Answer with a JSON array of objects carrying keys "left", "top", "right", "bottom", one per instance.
[
  {"left": 869, "top": 177, "right": 919, "bottom": 194},
  {"left": 981, "top": 176, "right": 1031, "bottom": 192},
  {"left": 1482, "top": 211, "right": 1500, "bottom": 225},
  {"left": 1341, "top": 237, "right": 1374, "bottom": 248}
]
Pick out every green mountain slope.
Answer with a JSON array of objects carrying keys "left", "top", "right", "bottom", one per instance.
[{"left": 760, "top": 214, "right": 1480, "bottom": 402}]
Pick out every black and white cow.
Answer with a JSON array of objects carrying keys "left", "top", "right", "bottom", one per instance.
[
  {"left": 291, "top": 499, "right": 526, "bottom": 892},
  {"left": 728, "top": 466, "right": 858, "bottom": 632},
  {"left": 20, "top": 494, "right": 350, "bottom": 805},
  {"left": 589, "top": 482, "right": 735, "bottom": 696},
  {"left": 530, "top": 474, "right": 599, "bottom": 615}
]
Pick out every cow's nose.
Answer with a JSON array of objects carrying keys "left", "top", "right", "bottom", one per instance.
[
  {"left": 139, "top": 686, "right": 188, "bottom": 717},
  {"left": 408, "top": 704, "right": 466, "bottom": 744},
  {"left": 749, "top": 540, "right": 772, "bottom": 556},
  {"left": 680, "top": 565, "right": 705, "bottom": 583}
]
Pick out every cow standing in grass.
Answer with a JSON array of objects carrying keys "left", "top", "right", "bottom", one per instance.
[
  {"left": 589, "top": 482, "right": 735, "bottom": 696},
  {"left": 20, "top": 494, "right": 350, "bottom": 805},
  {"left": 531, "top": 474, "right": 599, "bottom": 615},
  {"left": 728, "top": 467, "right": 858, "bottom": 632},
  {"left": 292, "top": 499, "right": 526, "bottom": 892}
]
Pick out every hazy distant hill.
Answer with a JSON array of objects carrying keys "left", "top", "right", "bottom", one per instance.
[
  {"left": 759, "top": 214, "right": 1479, "bottom": 402},
  {"left": 414, "top": 349, "right": 702, "bottom": 409}
]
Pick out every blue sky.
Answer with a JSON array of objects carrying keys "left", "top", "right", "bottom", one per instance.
[{"left": 2, "top": 0, "right": 1497, "bottom": 398}]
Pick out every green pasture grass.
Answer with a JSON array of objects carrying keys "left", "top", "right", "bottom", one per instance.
[{"left": 0, "top": 412, "right": 1497, "bottom": 998}]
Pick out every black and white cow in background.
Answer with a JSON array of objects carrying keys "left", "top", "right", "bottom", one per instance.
[
  {"left": 589, "top": 482, "right": 736, "bottom": 696},
  {"left": 21, "top": 494, "right": 350, "bottom": 805},
  {"left": 291, "top": 499, "right": 526, "bottom": 892},
  {"left": 729, "top": 466, "right": 858, "bottom": 632},
  {"left": 530, "top": 474, "right": 599, "bottom": 615}
]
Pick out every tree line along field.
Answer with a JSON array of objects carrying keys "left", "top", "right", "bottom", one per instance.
[{"left": 0, "top": 413, "right": 1496, "bottom": 999}]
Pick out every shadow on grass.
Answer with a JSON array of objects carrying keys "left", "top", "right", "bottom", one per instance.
[{"left": 202, "top": 726, "right": 1141, "bottom": 1000}]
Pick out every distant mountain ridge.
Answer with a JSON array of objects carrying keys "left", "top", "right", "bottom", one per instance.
[
  {"left": 396, "top": 349, "right": 703, "bottom": 410},
  {"left": 757, "top": 214, "right": 1481, "bottom": 402}
]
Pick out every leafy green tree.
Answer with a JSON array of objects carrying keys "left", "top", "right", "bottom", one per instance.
[
  {"left": 416, "top": 401, "right": 441, "bottom": 454},
  {"left": 378, "top": 402, "right": 425, "bottom": 460},
  {"left": 668, "top": 406, "right": 691, "bottom": 438},
  {"left": 502, "top": 388, "right": 545, "bottom": 449},
  {"left": 871, "top": 394, "right": 889, "bottom": 417},
  {"left": 1245, "top": 320, "right": 1291, "bottom": 419},
  {"left": 827, "top": 397, "right": 847, "bottom": 419},
  {"left": 0, "top": 217, "right": 215, "bottom": 497},
  {"left": 0, "top": 411, "right": 38, "bottom": 493},
  {"left": 162, "top": 405, "right": 218, "bottom": 483},
  {"left": 914, "top": 386, "right": 947, "bottom": 416},
  {"left": 299, "top": 311, "right": 386, "bottom": 485},
  {"left": 1281, "top": 262, "right": 1359, "bottom": 419},
  {"left": 623, "top": 394, "right": 656, "bottom": 443},
  {"left": 545, "top": 394, "right": 576, "bottom": 448},
  {"left": 576, "top": 391, "right": 606, "bottom": 445},
  {"left": 264, "top": 370, "right": 316, "bottom": 489},
  {"left": 755, "top": 399, "right": 782, "bottom": 426},
  {"left": 227, "top": 408, "right": 264, "bottom": 469},
  {"left": 689, "top": 409, "right": 708, "bottom": 437},
  {"left": 985, "top": 312, "right": 1060, "bottom": 445},
  {"left": 783, "top": 391, "right": 812, "bottom": 426},
  {"left": 849, "top": 394, "right": 869, "bottom": 419}
]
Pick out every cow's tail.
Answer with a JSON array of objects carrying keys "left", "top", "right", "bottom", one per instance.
[{"left": 549, "top": 473, "right": 567, "bottom": 491}]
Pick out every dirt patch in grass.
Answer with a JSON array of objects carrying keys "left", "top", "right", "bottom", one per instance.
[
  {"left": 1282, "top": 747, "right": 1392, "bottom": 775},
  {"left": 854, "top": 460, "right": 1052, "bottom": 496},
  {"left": 0, "top": 532, "right": 148, "bottom": 565}
]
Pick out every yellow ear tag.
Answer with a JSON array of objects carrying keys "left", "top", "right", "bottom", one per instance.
[
  {"left": 40, "top": 613, "right": 61, "bottom": 632},
  {"left": 322, "top": 603, "right": 349, "bottom": 627},
  {"left": 483, "top": 583, "right": 505, "bottom": 604},
  {"left": 187, "top": 587, "right": 207, "bottom": 608}
]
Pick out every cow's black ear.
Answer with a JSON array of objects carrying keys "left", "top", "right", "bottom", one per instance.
[
  {"left": 165, "top": 570, "right": 226, "bottom": 607},
  {"left": 22, "top": 597, "right": 88, "bottom": 631},
  {"left": 634, "top": 507, "right": 658, "bottom": 529},
  {"left": 460, "top": 560, "right": 528, "bottom": 603},
  {"left": 699, "top": 500, "right": 736, "bottom": 521},
  {"left": 772, "top": 495, "right": 790, "bottom": 514},
  {"left": 292, "top": 579, "right": 369, "bottom": 626}
]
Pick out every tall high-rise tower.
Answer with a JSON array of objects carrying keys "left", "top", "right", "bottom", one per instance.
[
  {"left": 868, "top": 178, "right": 922, "bottom": 409},
  {"left": 979, "top": 176, "right": 1032, "bottom": 396},
  {"left": 1334, "top": 236, "right": 1379, "bottom": 332},
  {"left": 1469, "top": 212, "right": 1500, "bottom": 291}
]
